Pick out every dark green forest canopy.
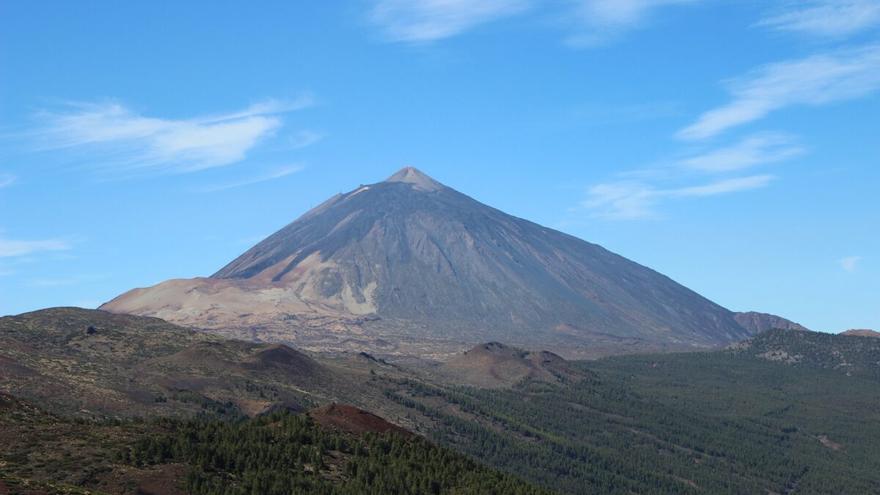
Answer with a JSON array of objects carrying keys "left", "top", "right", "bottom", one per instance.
[
  {"left": 0, "top": 398, "right": 549, "bottom": 495},
  {"left": 383, "top": 334, "right": 880, "bottom": 495},
  {"left": 123, "top": 412, "right": 551, "bottom": 495}
]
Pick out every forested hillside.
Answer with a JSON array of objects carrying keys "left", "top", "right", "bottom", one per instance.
[
  {"left": 730, "top": 327, "right": 880, "bottom": 379},
  {"left": 0, "top": 393, "right": 547, "bottom": 495},
  {"left": 383, "top": 343, "right": 880, "bottom": 494}
]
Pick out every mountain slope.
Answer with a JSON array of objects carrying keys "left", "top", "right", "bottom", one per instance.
[
  {"left": 103, "top": 167, "right": 754, "bottom": 357},
  {"left": 733, "top": 311, "right": 809, "bottom": 333}
]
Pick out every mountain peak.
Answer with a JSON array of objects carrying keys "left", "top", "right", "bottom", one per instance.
[
  {"left": 385, "top": 166, "right": 444, "bottom": 191},
  {"left": 104, "top": 167, "right": 752, "bottom": 357}
]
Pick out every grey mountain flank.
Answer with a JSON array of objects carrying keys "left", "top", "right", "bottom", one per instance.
[{"left": 103, "top": 167, "right": 776, "bottom": 358}]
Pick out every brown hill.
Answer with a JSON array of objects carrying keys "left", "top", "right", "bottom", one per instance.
[
  {"left": 103, "top": 167, "right": 756, "bottom": 358},
  {"left": 309, "top": 403, "right": 412, "bottom": 436},
  {"left": 441, "top": 342, "right": 587, "bottom": 388},
  {"left": 0, "top": 307, "right": 370, "bottom": 418}
]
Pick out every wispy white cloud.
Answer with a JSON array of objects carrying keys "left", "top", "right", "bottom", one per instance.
[
  {"left": 369, "top": 0, "right": 529, "bottom": 43},
  {"left": 839, "top": 255, "right": 862, "bottom": 271},
  {"left": 669, "top": 175, "right": 775, "bottom": 196},
  {"left": 0, "top": 237, "right": 72, "bottom": 258},
  {"left": 289, "top": 130, "right": 325, "bottom": 149},
  {"left": 758, "top": 0, "right": 880, "bottom": 38},
  {"left": 29, "top": 96, "right": 314, "bottom": 174},
  {"left": 681, "top": 133, "right": 805, "bottom": 172},
  {"left": 581, "top": 131, "right": 796, "bottom": 220},
  {"left": 368, "top": 0, "right": 702, "bottom": 46},
  {"left": 197, "top": 164, "right": 304, "bottom": 192},
  {"left": 577, "top": 5, "right": 875, "bottom": 221},
  {"left": 583, "top": 182, "right": 657, "bottom": 219},
  {"left": 27, "top": 274, "right": 107, "bottom": 288},
  {"left": 566, "top": 0, "right": 702, "bottom": 47},
  {"left": 678, "top": 43, "right": 880, "bottom": 140},
  {"left": 0, "top": 174, "right": 15, "bottom": 188},
  {"left": 584, "top": 175, "right": 774, "bottom": 219}
]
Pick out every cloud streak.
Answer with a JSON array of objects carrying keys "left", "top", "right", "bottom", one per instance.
[
  {"left": 0, "top": 237, "right": 72, "bottom": 258},
  {"left": 0, "top": 174, "right": 15, "bottom": 188},
  {"left": 197, "top": 164, "right": 304, "bottom": 192},
  {"left": 567, "top": 0, "right": 702, "bottom": 46},
  {"left": 369, "top": 0, "right": 529, "bottom": 43},
  {"left": 30, "top": 96, "right": 314, "bottom": 174},
  {"left": 681, "top": 133, "right": 805, "bottom": 172},
  {"left": 26, "top": 274, "right": 107, "bottom": 288},
  {"left": 678, "top": 43, "right": 880, "bottom": 140},
  {"left": 584, "top": 175, "right": 774, "bottom": 219},
  {"left": 582, "top": 131, "right": 799, "bottom": 221},
  {"left": 758, "top": 0, "right": 880, "bottom": 38},
  {"left": 368, "top": 0, "right": 701, "bottom": 45},
  {"left": 289, "top": 130, "right": 325, "bottom": 149},
  {"left": 839, "top": 255, "right": 862, "bottom": 272}
]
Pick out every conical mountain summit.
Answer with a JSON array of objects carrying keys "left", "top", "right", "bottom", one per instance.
[{"left": 103, "top": 167, "right": 758, "bottom": 357}]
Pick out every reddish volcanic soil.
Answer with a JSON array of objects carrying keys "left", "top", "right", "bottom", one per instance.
[{"left": 309, "top": 404, "right": 411, "bottom": 437}]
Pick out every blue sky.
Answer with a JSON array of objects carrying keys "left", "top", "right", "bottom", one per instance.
[{"left": 1, "top": 1, "right": 878, "bottom": 332}]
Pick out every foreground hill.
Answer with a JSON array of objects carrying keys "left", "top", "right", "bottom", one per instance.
[
  {"left": 0, "top": 393, "right": 547, "bottom": 495},
  {"left": 103, "top": 167, "right": 756, "bottom": 358},
  {"left": 0, "top": 307, "right": 404, "bottom": 419},
  {"left": 5, "top": 308, "right": 879, "bottom": 494}
]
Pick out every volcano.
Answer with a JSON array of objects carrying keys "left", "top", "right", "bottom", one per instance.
[{"left": 103, "top": 167, "right": 755, "bottom": 357}]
